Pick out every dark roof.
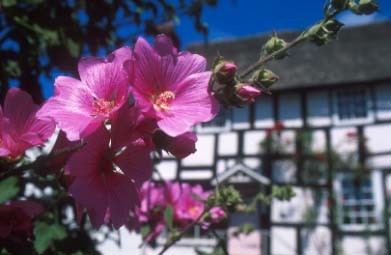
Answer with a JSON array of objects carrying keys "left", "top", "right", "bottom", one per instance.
[{"left": 187, "top": 21, "right": 391, "bottom": 90}]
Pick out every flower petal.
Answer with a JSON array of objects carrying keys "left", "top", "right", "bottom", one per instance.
[
  {"left": 69, "top": 175, "right": 108, "bottom": 228},
  {"left": 157, "top": 72, "right": 219, "bottom": 136},
  {"left": 78, "top": 47, "right": 130, "bottom": 101},
  {"left": 3, "top": 88, "right": 39, "bottom": 135},
  {"left": 114, "top": 141, "right": 152, "bottom": 185},
  {"left": 106, "top": 173, "right": 139, "bottom": 229},
  {"left": 66, "top": 125, "right": 110, "bottom": 177}
]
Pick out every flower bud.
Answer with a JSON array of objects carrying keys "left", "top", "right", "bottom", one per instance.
[
  {"left": 252, "top": 69, "right": 279, "bottom": 88},
  {"left": 262, "top": 34, "right": 287, "bottom": 59},
  {"left": 331, "top": 0, "right": 350, "bottom": 11},
  {"left": 236, "top": 84, "right": 261, "bottom": 103},
  {"left": 307, "top": 19, "right": 343, "bottom": 46},
  {"left": 213, "top": 61, "right": 237, "bottom": 84},
  {"left": 357, "top": 0, "right": 379, "bottom": 14}
]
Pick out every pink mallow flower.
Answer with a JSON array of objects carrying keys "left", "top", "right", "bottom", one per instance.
[
  {"left": 130, "top": 34, "right": 220, "bottom": 137},
  {"left": 37, "top": 47, "right": 132, "bottom": 141},
  {"left": 0, "top": 88, "right": 55, "bottom": 159},
  {"left": 138, "top": 182, "right": 225, "bottom": 243},
  {"left": 236, "top": 84, "right": 261, "bottom": 103},
  {"left": 66, "top": 105, "right": 153, "bottom": 229}
]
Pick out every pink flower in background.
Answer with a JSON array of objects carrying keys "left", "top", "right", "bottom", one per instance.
[
  {"left": 37, "top": 47, "right": 132, "bottom": 141},
  {"left": 175, "top": 184, "right": 208, "bottom": 222},
  {"left": 0, "top": 88, "right": 55, "bottom": 159},
  {"left": 131, "top": 35, "right": 220, "bottom": 137},
  {"left": 236, "top": 84, "right": 261, "bottom": 103},
  {"left": 138, "top": 181, "right": 225, "bottom": 242},
  {"left": 66, "top": 106, "right": 152, "bottom": 229}
]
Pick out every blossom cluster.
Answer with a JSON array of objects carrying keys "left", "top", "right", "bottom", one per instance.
[
  {"left": 0, "top": 35, "right": 220, "bottom": 230},
  {"left": 138, "top": 181, "right": 226, "bottom": 243}
]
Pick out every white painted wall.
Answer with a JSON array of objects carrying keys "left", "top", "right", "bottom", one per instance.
[
  {"left": 364, "top": 124, "right": 391, "bottom": 153},
  {"left": 218, "top": 132, "right": 238, "bottom": 155},
  {"left": 341, "top": 236, "right": 387, "bottom": 255},
  {"left": 243, "top": 130, "right": 267, "bottom": 155},
  {"left": 272, "top": 187, "right": 329, "bottom": 224},
  {"left": 182, "top": 135, "right": 215, "bottom": 166},
  {"left": 271, "top": 227, "right": 297, "bottom": 255},
  {"left": 301, "top": 226, "right": 331, "bottom": 255}
]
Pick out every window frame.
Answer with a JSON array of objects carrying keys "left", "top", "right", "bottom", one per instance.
[
  {"left": 196, "top": 109, "right": 232, "bottom": 133},
  {"left": 334, "top": 172, "right": 384, "bottom": 231},
  {"left": 332, "top": 88, "right": 374, "bottom": 126}
]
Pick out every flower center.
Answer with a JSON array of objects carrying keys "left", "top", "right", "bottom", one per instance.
[
  {"left": 152, "top": 91, "right": 175, "bottom": 111},
  {"left": 188, "top": 205, "right": 201, "bottom": 218},
  {"left": 92, "top": 98, "right": 114, "bottom": 116}
]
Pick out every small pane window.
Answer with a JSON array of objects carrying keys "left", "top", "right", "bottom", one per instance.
[
  {"left": 198, "top": 109, "right": 231, "bottom": 132},
  {"left": 340, "top": 175, "right": 376, "bottom": 226},
  {"left": 336, "top": 89, "right": 368, "bottom": 120}
]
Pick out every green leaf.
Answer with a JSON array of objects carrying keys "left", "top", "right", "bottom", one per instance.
[
  {"left": 140, "top": 225, "right": 151, "bottom": 239},
  {"left": 34, "top": 222, "right": 67, "bottom": 254},
  {"left": 0, "top": 177, "right": 19, "bottom": 203},
  {"left": 164, "top": 205, "right": 173, "bottom": 230}
]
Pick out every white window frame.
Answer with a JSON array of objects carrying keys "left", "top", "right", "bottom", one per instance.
[
  {"left": 332, "top": 88, "right": 374, "bottom": 126},
  {"left": 334, "top": 172, "right": 384, "bottom": 231}
]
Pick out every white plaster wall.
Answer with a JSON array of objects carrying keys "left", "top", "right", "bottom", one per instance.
[
  {"left": 180, "top": 170, "right": 213, "bottom": 180},
  {"left": 278, "top": 93, "right": 303, "bottom": 127},
  {"left": 243, "top": 130, "right": 267, "bottom": 155},
  {"left": 331, "top": 127, "right": 358, "bottom": 155},
  {"left": 301, "top": 227, "right": 331, "bottom": 255},
  {"left": 375, "top": 84, "right": 391, "bottom": 120},
  {"left": 271, "top": 227, "right": 297, "bottom": 255},
  {"left": 216, "top": 159, "right": 236, "bottom": 174},
  {"left": 182, "top": 135, "right": 215, "bottom": 166},
  {"left": 254, "top": 96, "right": 274, "bottom": 128},
  {"left": 342, "top": 236, "right": 387, "bottom": 255},
  {"left": 272, "top": 187, "right": 329, "bottom": 224},
  {"left": 311, "top": 130, "right": 327, "bottom": 153},
  {"left": 243, "top": 157, "right": 261, "bottom": 170},
  {"left": 364, "top": 124, "right": 391, "bottom": 153},
  {"left": 232, "top": 105, "right": 250, "bottom": 130},
  {"left": 98, "top": 228, "right": 142, "bottom": 255},
  {"left": 218, "top": 132, "right": 238, "bottom": 155},
  {"left": 280, "top": 130, "right": 296, "bottom": 153},
  {"left": 307, "top": 91, "right": 332, "bottom": 127},
  {"left": 154, "top": 161, "right": 177, "bottom": 180},
  {"left": 367, "top": 155, "right": 391, "bottom": 169}
]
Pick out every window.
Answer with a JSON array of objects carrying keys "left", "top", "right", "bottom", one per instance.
[
  {"left": 197, "top": 109, "right": 231, "bottom": 132},
  {"left": 339, "top": 175, "right": 377, "bottom": 226},
  {"left": 334, "top": 88, "right": 373, "bottom": 124}
]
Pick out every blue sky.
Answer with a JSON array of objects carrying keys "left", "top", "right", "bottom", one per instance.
[
  {"left": 40, "top": 1, "right": 391, "bottom": 98},
  {"left": 176, "top": 0, "right": 391, "bottom": 47}
]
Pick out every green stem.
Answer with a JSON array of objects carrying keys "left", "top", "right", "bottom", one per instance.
[
  {"left": 157, "top": 210, "right": 208, "bottom": 255},
  {"left": 0, "top": 141, "right": 85, "bottom": 181},
  {"left": 211, "top": 229, "right": 229, "bottom": 255},
  {"left": 238, "top": 8, "right": 341, "bottom": 79},
  {"left": 239, "top": 33, "right": 307, "bottom": 79}
]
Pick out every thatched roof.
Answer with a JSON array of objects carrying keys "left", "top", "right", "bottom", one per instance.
[{"left": 188, "top": 21, "right": 391, "bottom": 90}]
